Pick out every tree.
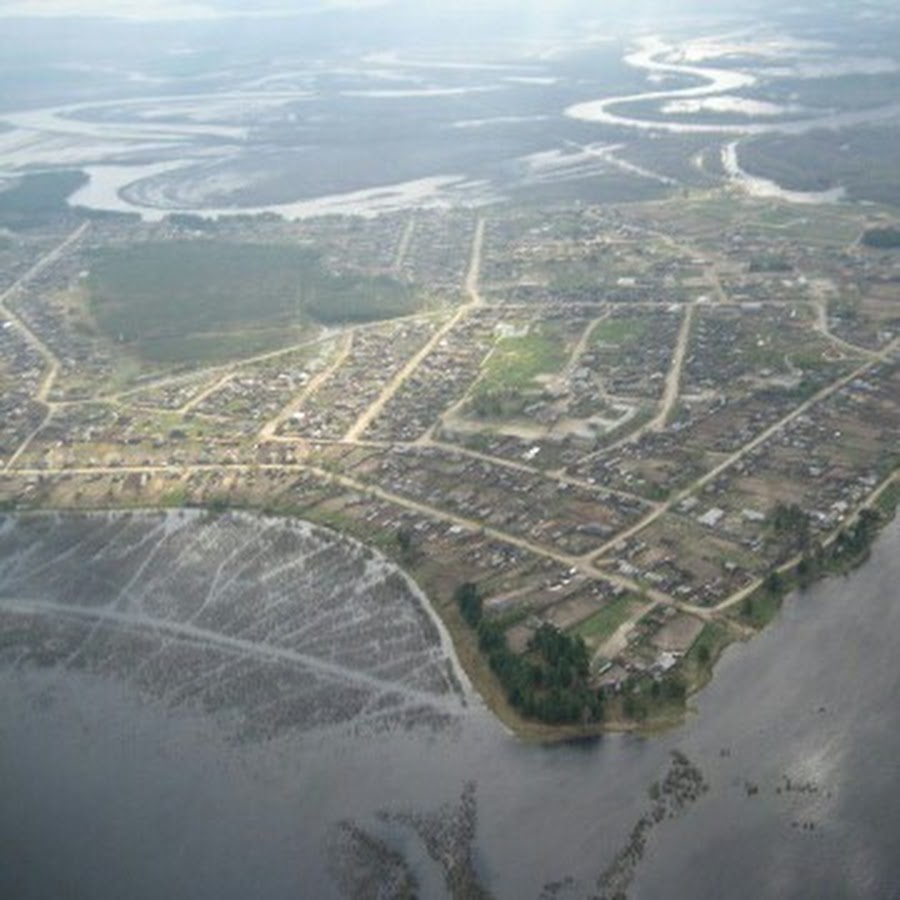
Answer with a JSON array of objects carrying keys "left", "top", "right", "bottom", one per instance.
[
  {"left": 796, "top": 552, "right": 818, "bottom": 589},
  {"left": 396, "top": 526, "right": 415, "bottom": 557},
  {"left": 770, "top": 502, "right": 811, "bottom": 550},
  {"left": 454, "top": 582, "right": 482, "bottom": 627}
]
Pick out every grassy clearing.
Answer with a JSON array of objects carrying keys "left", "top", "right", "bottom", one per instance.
[
  {"left": 467, "top": 324, "right": 569, "bottom": 418},
  {"left": 481, "top": 327, "right": 568, "bottom": 392},
  {"left": 592, "top": 317, "right": 647, "bottom": 346},
  {"left": 574, "top": 596, "right": 637, "bottom": 645},
  {"left": 88, "top": 240, "right": 418, "bottom": 364}
]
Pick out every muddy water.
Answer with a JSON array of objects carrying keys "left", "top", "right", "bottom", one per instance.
[
  {"left": 634, "top": 515, "right": 900, "bottom": 900},
  {"left": 2, "top": 515, "right": 900, "bottom": 899}
]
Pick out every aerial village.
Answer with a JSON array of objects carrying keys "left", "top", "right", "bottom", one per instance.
[{"left": 1, "top": 194, "right": 898, "bottom": 726}]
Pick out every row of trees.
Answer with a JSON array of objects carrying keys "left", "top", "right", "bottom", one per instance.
[
  {"left": 793, "top": 507, "right": 882, "bottom": 587},
  {"left": 807, "top": 507, "right": 881, "bottom": 578},
  {"left": 748, "top": 507, "right": 884, "bottom": 617},
  {"left": 469, "top": 387, "right": 528, "bottom": 419},
  {"left": 769, "top": 502, "right": 812, "bottom": 560},
  {"left": 861, "top": 227, "right": 900, "bottom": 249},
  {"left": 454, "top": 583, "right": 604, "bottom": 725}
]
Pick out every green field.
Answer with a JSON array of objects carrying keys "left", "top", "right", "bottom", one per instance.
[
  {"left": 573, "top": 596, "right": 637, "bottom": 645},
  {"left": 592, "top": 317, "right": 647, "bottom": 346},
  {"left": 480, "top": 327, "right": 568, "bottom": 392},
  {"left": 468, "top": 325, "right": 569, "bottom": 417},
  {"left": 88, "top": 240, "right": 419, "bottom": 364}
]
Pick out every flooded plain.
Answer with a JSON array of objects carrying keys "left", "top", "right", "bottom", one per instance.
[
  {"left": 5, "top": 19, "right": 900, "bottom": 216},
  {"left": 2, "top": 511, "right": 900, "bottom": 898}
]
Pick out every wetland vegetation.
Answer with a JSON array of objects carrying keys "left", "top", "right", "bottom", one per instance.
[{"left": 87, "top": 240, "right": 419, "bottom": 364}]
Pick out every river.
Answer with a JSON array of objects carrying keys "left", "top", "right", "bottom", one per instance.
[
  {"left": 1, "top": 512, "right": 899, "bottom": 898},
  {"left": 7, "top": 27, "right": 900, "bottom": 217}
]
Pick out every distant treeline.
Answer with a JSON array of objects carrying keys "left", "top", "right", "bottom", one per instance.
[
  {"left": 0, "top": 170, "right": 87, "bottom": 227},
  {"left": 88, "top": 239, "right": 419, "bottom": 364},
  {"left": 862, "top": 227, "right": 900, "bottom": 249}
]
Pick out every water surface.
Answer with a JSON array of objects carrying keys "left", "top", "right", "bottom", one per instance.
[{"left": 2, "top": 513, "right": 900, "bottom": 898}]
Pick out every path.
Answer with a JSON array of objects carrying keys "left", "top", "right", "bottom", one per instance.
[
  {"left": 392, "top": 212, "right": 417, "bottom": 272},
  {"left": 0, "top": 596, "right": 457, "bottom": 710},
  {"left": 650, "top": 301, "right": 695, "bottom": 432},
  {"left": 179, "top": 372, "right": 235, "bottom": 416},
  {"left": 810, "top": 291, "right": 878, "bottom": 359},
  {"left": 698, "top": 469, "right": 900, "bottom": 617},
  {"left": 0, "top": 222, "right": 89, "bottom": 402},
  {"left": 258, "top": 333, "right": 353, "bottom": 440},
  {"left": 592, "top": 340, "right": 898, "bottom": 561},
  {"left": 2, "top": 223, "right": 90, "bottom": 470},
  {"left": 342, "top": 217, "right": 485, "bottom": 442}
]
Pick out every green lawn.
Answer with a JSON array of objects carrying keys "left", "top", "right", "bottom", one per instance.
[
  {"left": 467, "top": 325, "right": 569, "bottom": 418},
  {"left": 573, "top": 596, "right": 637, "bottom": 645}
]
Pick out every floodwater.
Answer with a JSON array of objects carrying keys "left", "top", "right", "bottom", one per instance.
[
  {"left": 721, "top": 141, "right": 846, "bottom": 205},
  {"left": 2, "top": 512, "right": 900, "bottom": 898},
  {"left": 8, "top": 27, "right": 900, "bottom": 218}
]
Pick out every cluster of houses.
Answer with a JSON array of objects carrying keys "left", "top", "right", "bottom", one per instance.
[
  {"left": 345, "top": 444, "right": 650, "bottom": 556},
  {"left": 277, "top": 320, "right": 438, "bottom": 440}
]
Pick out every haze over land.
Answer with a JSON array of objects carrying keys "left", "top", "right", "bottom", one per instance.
[
  {"left": 0, "top": 1, "right": 899, "bottom": 897},
  {"left": 2, "top": 0, "right": 899, "bottom": 216}
]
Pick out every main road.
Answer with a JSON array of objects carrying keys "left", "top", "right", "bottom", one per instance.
[{"left": 342, "top": 217, "right": 486, "bottom": 442}]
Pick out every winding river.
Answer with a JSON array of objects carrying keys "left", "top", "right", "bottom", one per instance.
[
  {"left": 4, "top": 30, "right": 900, "bottom": 216},
  {"left": 565, "top": 34, "right": 900, "bottom": 204}
]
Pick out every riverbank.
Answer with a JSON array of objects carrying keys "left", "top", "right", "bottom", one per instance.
[
  {"left": 5, "top": 470, "right": 895, "bottom": 743},
  {"left": 383, "top": 473, "right": 900, "bottom": 740}
]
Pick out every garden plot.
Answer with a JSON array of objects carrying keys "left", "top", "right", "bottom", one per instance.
[
  {"left": 707, "top": 363, "right": 900, "bottom": 528},
  {"left": 191, "top": 340, "right": 334, "bottom": 422},
  {"left": 582, "top": 311, "right": 682, "bottom": 402},
  {"left": 362, "top": 312, "right": 498, "bottom": 442},
  {"left": 0, "top": 326, "right": 45, "bottom": 464},
  {"left": 601, "top": 513, "right": 761, "bottom": 607}
]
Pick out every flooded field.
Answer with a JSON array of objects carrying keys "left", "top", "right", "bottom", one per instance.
[
  {"left": 4, "top": 8, "right": 898, "bottom": 216},
  {"left": 0, "top": 511, "right": 465, "bottom": 742},
  {"left": 2, "top": 511, "right": 900, "bottom": 898}
]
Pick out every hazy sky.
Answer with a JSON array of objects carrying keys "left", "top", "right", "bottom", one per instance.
[
  {"left": 1, "top": 0, "right": 891, "bottom": 23},
  {"left": 0, "top": 0, "right": 494, "bottom": 18},
  {"left": 0, "top": 0, "right": 634, "bottom": 21}
]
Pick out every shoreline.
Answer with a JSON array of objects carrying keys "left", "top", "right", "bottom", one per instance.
[{"left": 3, "top": 469, "right": 896, "bottom": 743}]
